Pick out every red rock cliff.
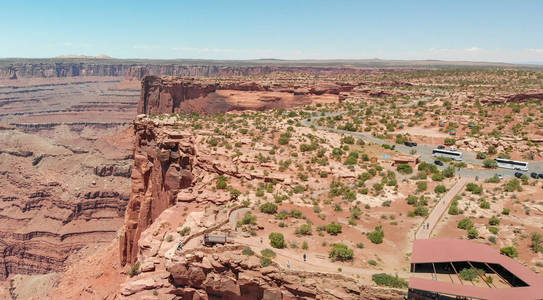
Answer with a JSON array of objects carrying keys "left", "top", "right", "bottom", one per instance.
[{"left": 119, "top": 119, "right": 196, "bottom": 265}]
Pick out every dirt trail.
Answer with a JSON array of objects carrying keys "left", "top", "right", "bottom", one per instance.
[{"left": 231, "top": 236, "right": 410, "bottom": 280}]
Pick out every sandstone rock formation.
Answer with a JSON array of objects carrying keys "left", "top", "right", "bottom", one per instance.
[{"left": 137, "top": 75, "right": 355, "bottom": 115}]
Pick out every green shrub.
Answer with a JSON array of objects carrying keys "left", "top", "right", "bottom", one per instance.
[
  {"left": 488, "top": 216, "right": 500, "bottom": 226},
  {"left": 239, "top": 212, "right": 257, "bottom": 225},
  {"left": 503, "top": 179, "right": 522, "bottom": 192},
  {"left": 260, "top": 248, "right": 277, "bottom": 258},
  {"left": 367, "top": 226, "right": 384, "bottom": 244},
  {"left": 531, "top": 232, "right": 543, "bottom": 253},
  {"left": 500, "top": 246, "right": 518, "bottom": 258},
  {"left": 260, "top": 202, "right": 278, "bottom": 214},
  {"left": 442, "top": 166, "right": 455, "bottom": 178},
  {"left": 434, "top": 185, "right": 447, "bottom": 194},
  {"left": 371, "top": 273, "right": 408, "bottom": 288},
  {"left": 466, "top": 183, "right": 483, "bottom": 194},
  {"left": 128, "top": 261, "right": 141, "bottom": 278},
  {"left": 178, "top": 226, "right": 191, "bottom": 236},
  {"left": 502, "top": 208, "right": 510, "bottom": 215},
  {"left": 444, "top": 138, "right": 456, "bottom": 146},
  {"left": 459, "top": 268, "right": 482, "bottom": 281},
  {"left": 457, "top": 218, "right": 473, "bottom": 230},
  {"left": 269, "top": 233, "right": 286, "bottom": 248},
  {"left": 431, "top": 172, "right": 444, "bottom": 182},
  {"left": 302, "top": 241, "right": 309, "bottom": 250},
  {"left": 325, "top": 222, "right": 342, "bottom": 235},
  {"left": 242, "top": 247, "right": 255, "bottom": 256},
  {"left": 483, "top": 158, "right": 498, "bottom": 168},
  {"left": 413, "top": 206, "right": 429, "bottom": 217},
  {"left": 396, "top": 163, "right": 413, "bottom": 174},
  {"left": 290, "top": 209, "right": 303, "bottom": 219},
  {"left": 479, "top": 200, "right": 490, "bottom": 209},
  {"left": 488, "top": 226, "right": 499, "bottom": 235},
  {"left": 328, "top": 243, "right": 354, "bottom": 261},
  {"left": 467, "top": 228, "right": 479, "bottom": 239},
  {"left": 295, "top": 224, "right": 312, "bottom": 236},
  {"left": 216, "top": 175, "right": 228, "bottom": 189},
  {"left": 416, "top": 181, "right": 427, "bottom": 192},
  {"left": 260, "top": 257, "right": 272, "bottom": 267}
]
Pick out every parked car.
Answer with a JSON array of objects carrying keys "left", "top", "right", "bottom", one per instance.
[
  {"left": 514, "top": 172, "right": 523, "bottom": 178},
  {"left": 437, "top": 145, "right": 445, "bottom": 149},
  {"left": 539, "top": 174, "right": 543, "bottom": 179},
  {"left": 306, "top": 118, "right": 311, "bottom": 122},
  {"left": 531, "top": 172, "right": 538, "bottom": 179},
  {"left": 449, "top": 147, "right": 457, "bottom": 151},
  {"left": 434, "top": 160, "right": 444, "bottom": 166},
  {"left": 404, "top": 141, "right": 417, "bottom": 147},
  {"left": 495, "top": 174, "right": 503, "bottom": 180}
]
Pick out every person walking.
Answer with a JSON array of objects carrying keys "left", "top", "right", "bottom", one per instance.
[
  {"left": 287, "top": 261, "right": 290, "bottom": 269},
  {"left": 303, "top": 253, "right": 307, "bottom": 262}
]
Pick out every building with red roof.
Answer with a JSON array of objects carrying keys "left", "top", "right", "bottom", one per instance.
[{"left": 408, "top": 239, "right": 543, "bottom": 300}]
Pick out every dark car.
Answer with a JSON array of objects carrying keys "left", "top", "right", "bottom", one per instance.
[
  {"left": 538, "top": 174, "right": 543, "bottom": 179},
  {"left": 404, "top": 142, "right": 415, "bottom": 147},
  {"left": 437, "top": 145, "right": 445, "bottom": 149},
  {"left": 514, "top": 172, "right": 523, "bottom": 178},
  {"left": 306, "top": 118, "right": 311, "bottom": 122},
  {"left": 531, "top": 172, "right": 538, "bottom": 179},
  {"left": 434, "top": 160, "right": 443, "bottom": 166}
]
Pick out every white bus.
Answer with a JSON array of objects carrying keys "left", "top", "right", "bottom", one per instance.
[
  {"left": 432, "top": 149, "right": 463, "bottom": 161},
  {"left": 495, "top": 158, "right": 528, "bottom": 171}
]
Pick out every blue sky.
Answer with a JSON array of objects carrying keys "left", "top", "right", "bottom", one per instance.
[{"left": 1, "top": 0, "right": 543, "bottom": 62}]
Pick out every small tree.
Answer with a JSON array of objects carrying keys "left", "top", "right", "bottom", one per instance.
[
  {"left": 367, "top": 226, "right": 384, "bottom": 244},
  {"left": 295, "top": 224, "right": 312, "bottom": 236},
  {"left": 434, "top": 185, "right": 447, "bottom": 194},
  {"left": 457, "top": 218, "right": 473, "bottom": 230},
  {"left": 459, "top": 268, "right": 481, "bottom": 281},
  {"left": 328, "top": 243, "right": 354, "bottom": 261},
  {"left": 260, "top": 202, "right": 278, "bottom": 214},
  {"left": 325, "top": 222, "right": 342, "bottom": 235},
  {"left": 396, "top": 163, "right": 413, "bottom": 174},
  {"left": 269, "top": 232, "right": 286, "bottom": 248}
]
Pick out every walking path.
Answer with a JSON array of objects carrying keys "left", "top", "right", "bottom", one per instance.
[
  {"left": 231, "top": 236, "right": 411, "bottom": 279},
  {"left": 415, "top": 177, "right": 470, "bottom": 239}
]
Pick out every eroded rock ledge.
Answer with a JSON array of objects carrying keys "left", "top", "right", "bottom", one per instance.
[{"left": 137, "top": 75, "right": 358, "bottom": 115}]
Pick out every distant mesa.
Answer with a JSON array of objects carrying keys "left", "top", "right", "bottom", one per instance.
[{"left": 54, "top": 54, "right": 113, "bottom": 59}]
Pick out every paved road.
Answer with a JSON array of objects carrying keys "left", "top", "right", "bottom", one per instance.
[
  {"left": 415, "top": 178, "right": 470, "bottom": 239},
  {"left": 301, "top": 111, "right": 543, "bottom": 179}
]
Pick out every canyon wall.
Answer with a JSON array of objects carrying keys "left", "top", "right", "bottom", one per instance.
[
  {"left": 138, "top": 75, "right": 356, "bottom": 114},
  {"left": 0, "top": 60, "right": 385, "bottom": 81}
]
